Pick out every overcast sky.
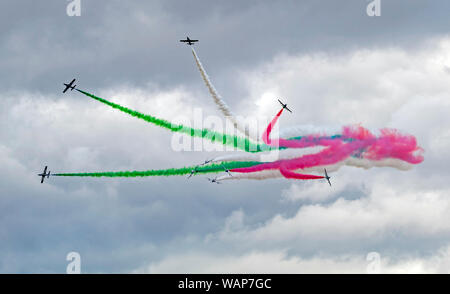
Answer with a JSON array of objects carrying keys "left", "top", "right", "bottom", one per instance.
[{"left": 1, "top": 0, "right": 450, "bottom": 273}]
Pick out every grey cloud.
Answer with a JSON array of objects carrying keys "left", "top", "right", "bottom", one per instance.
[
  {"left": 1, "top": 0, "right": 450, "bottom": 273},
  {"left": 2, "top": 0, "right": 450, "bottom": 95}
]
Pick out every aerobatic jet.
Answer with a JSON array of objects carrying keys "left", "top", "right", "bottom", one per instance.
[
  {"left": 187, "top": 167, "right": 199, "bottom": 179},
  {"left": 222, "top": 165, "right": 233, "bottom": 177},
  {"left": 179, "top": 36, "right": 198, "bottom": 45},
  {"left": 38, "top": 166, "right": 51, "bottom": 184},
  {"left": 207, "top": 177, "right": 221, "bottom": 184},
  {"left": 278, "top": 99, "right": 292, "bottom": 113},
  {"left": 63, "top": 79, "right": 76, "bottom": 93},
  {"left": 200, "top": 159, "right": 213, "bottom": 166},
  {"left": 324, "top": 168, "right": 332, "bottom": 187}
]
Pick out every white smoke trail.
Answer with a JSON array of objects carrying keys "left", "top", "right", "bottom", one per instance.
[
  {"left": 279, "top": 125, "right": 387, "bottom": 139},
  {"left": 216, "top": 158, "right": 413, "bottom": 181},
  {"left": 278, "top": 124, "right": 342, "bottom": 138},
  {"left": 217, "top": 169, "right": 282, "bottom": 181},
  {"left": 212, "top": 146, "right": 324, "bottom": 163},
  {"left": 191, "top": 48, "right": 260, "bottom": 142}
]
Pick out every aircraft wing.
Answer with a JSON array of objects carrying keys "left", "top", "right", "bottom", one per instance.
[
  {"left": 324, "top": 169, "right": 331, "bottom": 186},
  {"left": 43, "top": 166, "right": 47, "bottom": 174},
  {"left": 285, "top": 107, "right": 292, "bottom": 113},
  {"left": 63, "top": 85, "right": 69, "bottom": 93},
  {"left": 41, "top": 176, "right": 44, "bottom": 184}
]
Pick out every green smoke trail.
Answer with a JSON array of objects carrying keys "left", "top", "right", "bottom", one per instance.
[
  {"left": 76, "top": 89, "right": 277, "bottom": 153},
  {"left": 53, "top": 161, "right": 262, "bottom": 177}
]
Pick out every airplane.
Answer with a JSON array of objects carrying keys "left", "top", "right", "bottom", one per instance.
[
  {"left": 207, "top": 177, "right": 221, "bottom": 184},
  {"left": 38, "top": 166, "right": 51, "bottom": 184},
  {"left": 200, "top": 159, "right": 213, "bottom": 166},
  {"left": 179, "top": 36, "right": 198, "bottom": 45},
  {"left": 278, "top": 99, "right": 292, "bottom": 113},
  {"left": 222, "top": 165, "right": 233, "bottom": 177},
  {"left": 187, "top": 167, "right": 199, "bottom": 179},
  {"left": 63, "top": 79, "right": 76, "bottom": 93},
  {"left": 324, "top": 168, "right": 331, "bottom": 187}
]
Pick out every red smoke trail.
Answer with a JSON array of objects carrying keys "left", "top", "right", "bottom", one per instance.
[{"left": 231, "top": 108, "right": 424, "bottom": 180}]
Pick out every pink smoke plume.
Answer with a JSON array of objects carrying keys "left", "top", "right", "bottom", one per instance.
[{"left": 231, "top": 108, "right": 424, "bottom": 180}]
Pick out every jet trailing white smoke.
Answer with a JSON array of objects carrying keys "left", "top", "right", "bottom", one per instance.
[{"left": 191, "top": 48, "right": 260, "bottom": 142}]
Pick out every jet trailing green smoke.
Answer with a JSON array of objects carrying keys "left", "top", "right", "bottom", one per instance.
[
  {"left": 53, "top": 161, "right": 263, "bottom": 177},
  {"left": 76, "top": 89, "right": 278, "bottom": 153}
]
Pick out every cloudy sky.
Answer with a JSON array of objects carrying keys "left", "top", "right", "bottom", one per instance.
[{"left": 1, "top": 0, "right": 450, "bottom": 273}]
